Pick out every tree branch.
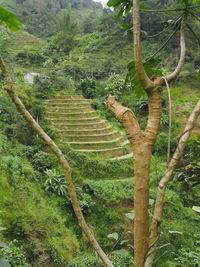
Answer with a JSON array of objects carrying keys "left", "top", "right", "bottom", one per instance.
[
  {"left": 106, "top": 95, "right": 141, "bottom": 145},
  {"left": 144, "top": 99, "right": 200, "bottom": 267},
  {"left": 164, "top": 15, "right": 187, "bottom": 82},
  {"left": 133, "top": 0, "right": 153, "bottom": 90},
  {"left": 0, "top": 56, "right": 114, "bottom": 267}
]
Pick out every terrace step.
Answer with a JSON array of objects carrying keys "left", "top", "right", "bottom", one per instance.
[
  {"left": 45, "top": 107, "right": 93, "bottom": 113},
  {"left": 54, "top": 95, "right": 85, "bottom": 100},
  {"left": 45, "top": 99, "right": 91, "bottom": 104},
  {"left": 54, "top": 120, "right": 109, "bottom": 130},
  {"left": 57, "top": 125, "right": 114, "bottom": 135},
  {"left": 66, "top": 136, "right": 124, "bottom": 150},
  {"left": 109, "top": 152, "right": 133, "bottom": 161},
  {"left": 47, "top": 117, "right": 100, "bottom": 124},
  {"left": 45, "top": 95, "right": 131, "bottom": 159},
  {"left": 60, "top": 131, "right": 121, "bottom": 142},
  {"left": 46, "top": 111, "right": 97, "bottom": 119},
  {"left": 74, "top": 147, "right": 126, "bottom": 159},
  {"left": 45, "top": 103, "right": 91, "bottom": 109}
]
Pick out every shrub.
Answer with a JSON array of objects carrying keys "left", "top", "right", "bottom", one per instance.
[
  {"left": 32, "top": 76, "right": 55, "bottom": 99},
  {"left": 174, "top": 134, "right": 200, "bottom": 191},
  {"left": 6, "top": 156, "right": 22, "bottom": 177},
  {"left": 84, "top": 178, "right": 133, "bottom": 203},
  {"left": 43, "top": 169, "right": 94, "bottom": 213},
  {"left": 0, "top": 134, "right": 9, "bottom": 154},
  {"left": 66, "top": 187, "right": 94, "bottom": 214},
  {"left": 104, "top": 73, "right": 128, "bottom": 99},
  {"left": 74, "top": 188, "right": 94, "bottom": 214},
  {"left": 172, "top": 247, "right": 200, "bottom": 266},
  {"left": 0, "top": 240, "right": 27, "bottom": 267},
  {"left": 44, "top": 169, "right": 67, "bottom": 196},
  {"left": 0, "top": 221, "right": 10, "bottom": 267},
  {"left": 31, "top": 151, "right": 57, "bottom": 172},
  {"left": 77, "top": 77, "right": 97, "bottom": 99},
  {"left": 67, "top": 252, "right": 133, "bottom": 267}
]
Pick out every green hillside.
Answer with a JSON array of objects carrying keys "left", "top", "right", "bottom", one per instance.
[
  {"left": 0, "top": 0, "right": 103, "bottom": 37},
  {"left": 0, "top": 0, "right": 200, "bottom": 266}
]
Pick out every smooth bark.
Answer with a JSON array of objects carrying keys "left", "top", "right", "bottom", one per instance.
[
  {"left": 133, "top": 0, "right": 153, "bottom": 90},
  {"left": 107, "top": 89, "right": 162, "bottom": 267},
  {"left": 165, "top": 15, "right": 187, "bottom": 82},
  {"left": 0, "top": 56, "right": 114, "bottom": 267}
]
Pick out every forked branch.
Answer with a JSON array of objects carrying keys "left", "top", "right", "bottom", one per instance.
[
  {"left": 0, "top": 56, "right": 114, "bottom": 267},
  {"left": 106, "top": 95, "right": 141, "bottom": 145},
  {"left": 164, "top": 15, "right": 187, "bottom": 81}
]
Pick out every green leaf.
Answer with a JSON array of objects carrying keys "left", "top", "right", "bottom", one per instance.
[
  {"left": 0, "top": 227, "right": 6, "bottom": 231},
  {"left": 107, "top": 0, "right": 120, "bottom": 7},
  {"left": 149, "top": 199, "right": 155, "bottom": 206},
  {"left": 125, "top": 211, "right": 134, "bottom": 220},
  {"left": 120, "top": 239, "right": 129, "bottom": 245},
  {"left": 0, "top": 259, "right": 11, "bottom": 267},
  {"left": 112, "top": 249, "right": 129, "bottom": 256},
  {"left": 197, "top": 70, "right": 200, "bottom": 81},
  {"left": 120, "top": 23, "right": 133, "bottom": 30},
  {"left": 192, "top": 206, "right": 200, "bottom": 213},
  {"left": 107, "top": 232, "right": 119, "bottom": 240},
  {"left": 116, "top": 8, "right": 124, "bottom": 19},
  {"left": 0, "top": 7, "right": 22, "bottom": 31}
]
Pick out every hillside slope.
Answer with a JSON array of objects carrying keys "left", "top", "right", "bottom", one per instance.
[{"left": 0, "top": 0, "right": 103, "bottom": 37}]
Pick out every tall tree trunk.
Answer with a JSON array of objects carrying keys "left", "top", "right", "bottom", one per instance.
[
  {"left": 107, "top": 88, "right": 162, "bottom": 267},
  {"left": 133, "top": 143, "right": 151, "bottom": 267}
]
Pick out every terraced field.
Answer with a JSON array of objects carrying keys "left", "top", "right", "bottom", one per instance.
[{"left": 45, "top": 95, "right": 132, "bottom": 160}]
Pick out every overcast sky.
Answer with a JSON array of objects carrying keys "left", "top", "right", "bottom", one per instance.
[{"left": 95, "top": 0, "right": 108, "bottom": 7}]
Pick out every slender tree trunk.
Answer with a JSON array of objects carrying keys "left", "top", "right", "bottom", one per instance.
[
  {"left": 0, "top": 56, "right": 115, "bottom": 267},
  {"left": 144, "top": 100, "right": 200, "bottom": 267}
]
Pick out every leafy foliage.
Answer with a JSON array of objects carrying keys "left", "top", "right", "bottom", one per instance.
[
  {"left": 107, "top": 0, "right": 132, "bottom": 19},
  {"left": 104, "top": 73, "right": 131, "bottom": 98},
  {"left": 0, "top": 240, "right": 27, "bottom": 267},
  {"left": 77, "top": 77, "right": 97, "bottom": 99},
  {"left": 67, "top": 252, "right": 133, "bottom": 267},
  {"left": 31, "top": 151, "right": 57, "bottom": 172},
  {"left": 0, "top": 1, "right": 200, "bottom": 266},
  {"left": 44, "top": 169, "right": 67, "bottom": 196},
  {"left": 0, "top": 221, "right": 10, "bottom": 267},
  {"left": 126, "top": 58, "right": 162, "bottom": 96},
  {"left": 0, "top": 7, "right": 21, "bottom": 31},
  {"left": 84, "top": 178, "right": 133, "bottom": 203},
  {"left": 174, "top": 134, "right": 200, "bottom": 189}
]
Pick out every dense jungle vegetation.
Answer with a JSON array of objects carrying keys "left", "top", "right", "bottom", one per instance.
[{"left": 0, "top": 0, "right": 200, "bottom": 266}]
